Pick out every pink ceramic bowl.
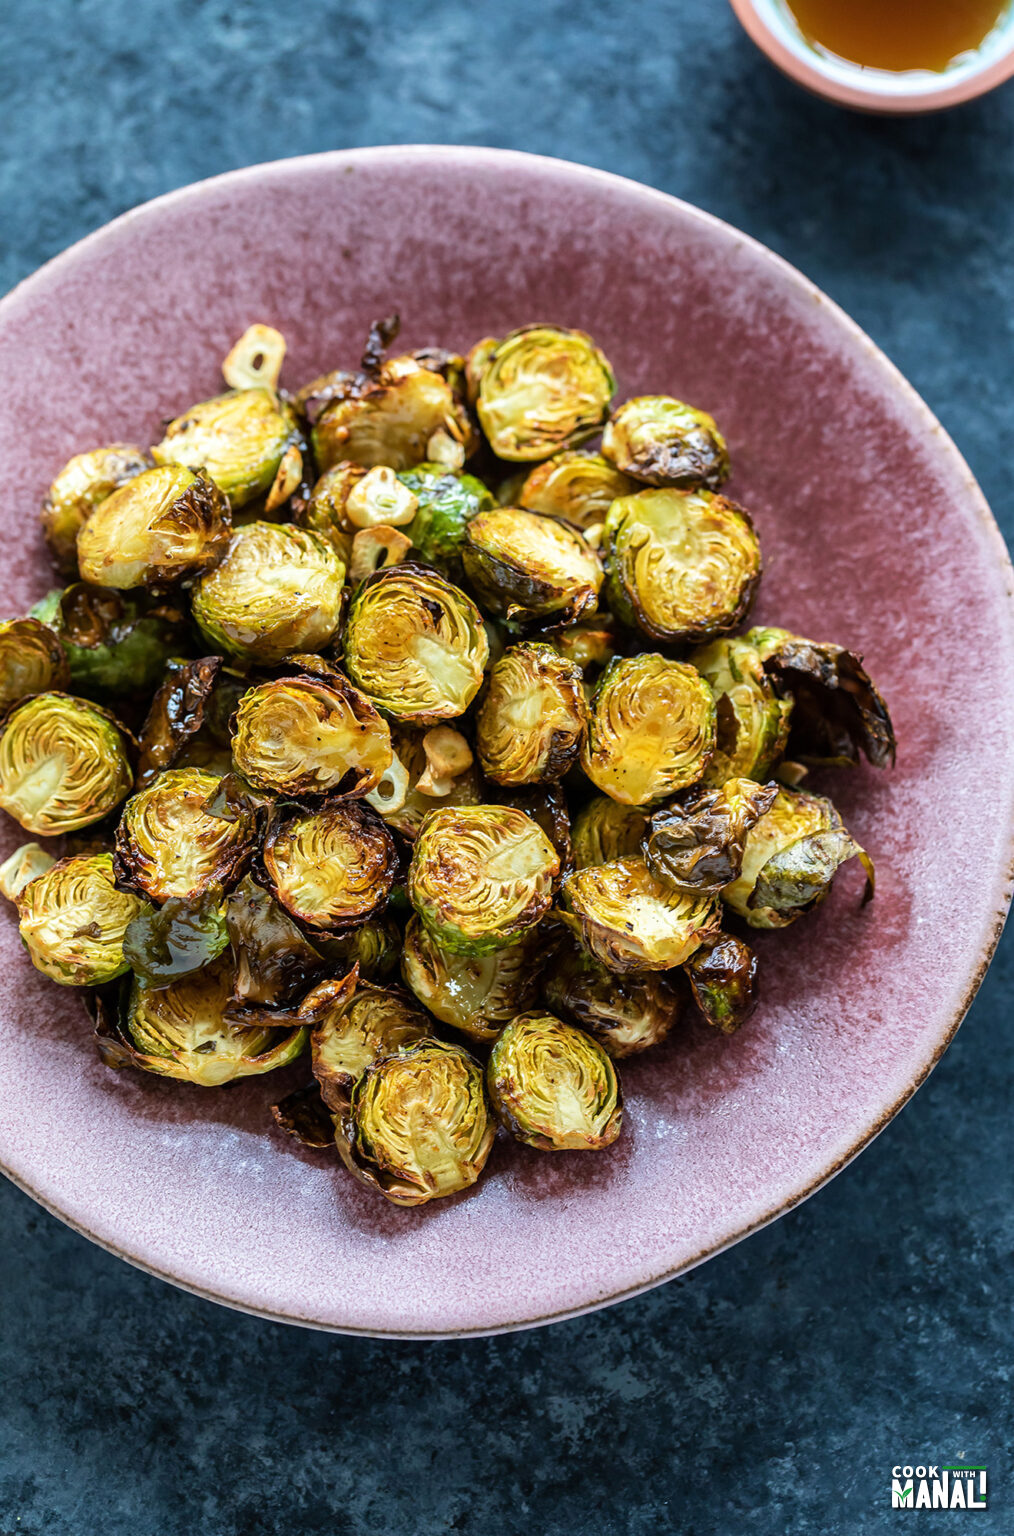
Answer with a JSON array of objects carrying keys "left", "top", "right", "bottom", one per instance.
[{"left": 1, "top": 147, "right": 1012, "bottom": 1338}]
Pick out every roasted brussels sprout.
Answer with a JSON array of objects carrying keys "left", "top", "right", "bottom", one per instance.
[
  {"left": 136, "top": 656, "right": 224, "bottom": 787},
  {"left": 14, "top": 852, "right": 148, "bottom": 986},
  {"left": 604, "top": 488, "right": 761, "bottom": 643},
  {"left": 542, "top": 931, "right": 679, "bottom": 1057},
  {"left": 561, "top": 856, "right": 722, "bottom": 972},
  {"left": 519, "top": 450, "right": 637, "bottom": 530},
  {"left": 581, "top": 655, "right": 716, "bottom": 806},
  {"left": 315, "top": 914, "right": 402, "bottom": 982},
  {"left": 487, "top": 1012, "right": 623, "bottom": 1150},
  {"left": 114, "top": 767, "right": 257, "bottom": 904},
  {"left": 0, "top": 841, "right": 55, "bottom": 901},
  {"left": 41, "top": 444, "right": 152, "bottom": 575},
  {"left": 295, "top": 461, "right": 364, "bottom": 549},
  {"left": 462, "top": 508, "right": 602, "bottom": 626},
  {"left": 224, "top": 875, "right": 326, "bottom": 1006},
  {"left": 260, "top": 799, "right": 398, "bottom": 932},
  {"left": 401, "top": 914, "right": 539, "bottom": 1042},
  {"left": 310, "top": 981, "right": 431, "bottom": 1112},
  {"left": 232, "top": 669, "right": 392, "bottom": 798},
  {"left": 397, "top": 463, "right": 496, "bottom": 569},
  {"left": 748, "top": 627, "right": 896, "bottom": 769},
  {"left": 684, "top": 934, "right": 758, "bottom": 1034},
  {"left": 77, "top": 465, "right": 231, "bottom": 590},
  {"left": 0, "top": 693, "right": 133, "bottom": 835},
  {"left": 0, "top": 618, "right": 68, "bottom": 710},
  {"left": 644, "top": 778, "right": 778, "bottom": 893},
  {"left": 602, "top": 396, "right": 730, "bottom": 490},
  {"left": 373, "top": 724, "right": 485, "bottom": 841},
  {"left": 690, "top": 635, "right": 793, "bottom": 787},
  {"left": 541, "top": 614, "right": 617, "bottom": 673},
  {"left": 409, "top": 804, "right": 559, "bottom": 955},
  {"left": 339, "top": 1037, "right": 494, "bottom": 1206},
  {"left": 476, "top": 642, "right": 587, "bottom": 786},
  {"left": 31, "top": 584, "right": 187, "bottom": 700},
  {"left": 122, "top": 888, "right": 230, "bottom": 988},
  {"left": 343, "top": 564, "right": 488, "bottom": 722},
  {"left": 571, "top": 795, "right": 648, "bottom": 870},
  {"left": 469, "top": 326, "right": 615, "bottom": 462},
  {"left": 308, "top": 352, "right": 476, "bottom": 473},
  {"left": 192, "top": 521, "right": 345, "bottom": 664},
  {"left": 152, "top": 387, "right": 303, "bottom": 509},
  {"left": 722, "top": 785, "right": 875, "bottom": 929}
]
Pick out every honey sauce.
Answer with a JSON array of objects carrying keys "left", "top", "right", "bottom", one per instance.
[{"left": 784, "top": 0, "right": 1010, "bottom": 73}]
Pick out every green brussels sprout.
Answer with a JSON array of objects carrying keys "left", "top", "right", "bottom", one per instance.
[
  {"left": 136, "top": 656, "right": 224, "bottom": 788},
  {"left": 14, "top": 852, "right": 148, "bottom": 986},
  {"left": 310, "top": 979, "right": 431, "bottom": 1112},
  {"left": 339, "top": 1037, "right": 494, "bottom": 1206},
  {"left": 462, "top": 508, "right": 603, "bottom": 626},
  {"left": 747, "top": 626, "right": 896, "bottom": 769},
  {"left": 690, "top": 635, "right": 793, "bottom": 787},
  {"left": 542, "top": 932, "right": 680, "bottom": 1058},
  {"left": 722, "top": 785, "right": 875, "bottom": 929},
  {"left": 487, "top": 1012, "right": 623, "bottom": 1151},
  {"left": 343, "top": 563, "right": 488, "bottom": 722},
  {"left": 152, "top": 387, "right": 304, "bottom": 508},
  {"left": 260, "top": 799, "right": 398, "bottom": 932},
  {"left": 372, "top": 724, "right": 485, "bottom": 841},
  {"left": 114, "top": 767, "right": 257, "bottom": 904},
  {"left": 571, "top": 795, "right": 648, "bottom": 870},
  {"left": 307, "top": 354, "right": 476, "bottom": 473},
  {"left": 581, "top": 655, "right": 716, "bottom": 806},
  {"left": 468, "top": 325, "right": 615, "bottom": 462},
  {"left": 644, "top": 777, "right": 778, "bottom": 893},
  {"left": 0, "top": 693, "right": 134, "bottom": 835},
  {"left": 401, "top": 914, "right": 540, "bottom": 1042},
  {"left": 408, "top": 804, "right": 559, "bottom": 955},
  {"left": 232, "top": 669, "right": 392, "bottom": 798},
  {"left": 601, "top": 396, "right": 730, "bottom": 490},
  {"left": 41, "top": 444, "right": 152, "bottom": 576},
  {"left": 30, "top": 584, "right": 187, "bottom": 701},
  {"left": 0, "top": 618, "right": 69, "bottom": 710},
  {"left": 0, "top": 841, "right": 56, "bottom": 901},
  {"left": 192, "top": 521, "right": 345, "bottom": 664},
  {"left": 518, "top": 450, "right": 638, "bottom": 530},
  {"left": 476, "top": 642, "right": 587, "bottom": 786},
  {"left": 561, "top": 856, "right": 722, "bottom": 972},
  {"left": 77, "top": 465, "right": 231, "bottom": 590},
  {"left": 541, "top": 614, "right": 618, "bottom": 673},
  {"left": 604, "top": 488, "right": 761, "bottom": 643},
  {"left": 397, "top": 463, "right": 496, "bottom": 569},
  {"left": 122, "top": 888, "right": 230, "bottom": 988},
  {"left": 684, "top": 934, "right": 758, "bottom": 1034}
]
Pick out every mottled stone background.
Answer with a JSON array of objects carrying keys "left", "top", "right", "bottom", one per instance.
[{"left": 1, "top": 2, "right": 1012, "bottom": 1532}]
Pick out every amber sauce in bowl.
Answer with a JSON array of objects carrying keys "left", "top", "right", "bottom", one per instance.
[{"left": 785, "top": 0, "right": 1010, "bottom": 74}]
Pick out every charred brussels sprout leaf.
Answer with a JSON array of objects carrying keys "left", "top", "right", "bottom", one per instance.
[
  {"left": 487, "top": 1012, "right": 623, "bottom": 1150},
  {"left": 224, "top": 875, "right": 326, "bottom": 1006},
  {"left": 314, "top": 915, "right": 402, "bottom": 982},
  {"left": 339, "top": 1037, "right": 494, "bottom": 1206},
  {"left": 604, "top": 488, "right": 761, "bottom": 644},
  {"left": 136, "top": 656, "right": 224, "bottom": 788},
  {"left": 0, "top": 693, "right": 134, "bottom": 835},
  {"left": 561, "top": 856, "right": 722, "bottom": 973},
  {"left": 581, "top": 655, "right": 716, "bottom": 806},
  {"left": 309, "top": 354, "right": 476, "bottom": 474},
  {"left": 115, "top": 767, "right": 257, "bottom": 903},
  {"left": 397, "top": 463, "right": 496, "bottom": 569},
  {"left": 152, "top": 387, "right": 304, "bottom": 508},
  {"left": 542, "top": 932, "right": 680, "bottom": 1058},
  {"left": 690, "top": 636, "right": 793, "bottom": 787},
  {"left": 748, "top": 627, "right": 896, "bottom": 769},
  {"left": 476, "top": 642, "right": 587, "bottom": 786},
  {"left": 30, "top": 584, "right": 187, "bottom": 701},
  {"left": 77, "top": 465, "right": 231, "bottom": 590},
  {"left": 309, "top": 979, "right": 431, "bottom": 1112},
  {"left": 519, "top": 450, "right": 637, "bottom": 530},
  {"left": 409, "top": 804, "right": 559, "bottom": 956},
  {"left": 644, "top": 778, "right": 778, "bottom": 893},
  {"left": 232, "top": 671, "right": 392, "bottom": 798},
  {"left": 462, "top": 508, "right": 602, "bottom": 626},
  {"left": 16, "top": 852, "right": 148, "bottom": 986},
  {"left": 343, "top": 564, "right": 488, "bottom": 722},
  {"left": 260, "top": 799, "right": 398, "bottom": 932},
  {"left": 41, "top": 444, "right": 152, "bottom": 576},
  {"left": 271, "top": 1083, "right": 337, "bottom": 1149},
  {"left": 684, "top": 934, "right": 758, "bottom": 1034},
  {"left": 373, "top": 724, "right": 485, "bottom": 841},
  {"left": 401, "top": 914, "right": 540, "bottom": 1042},
  {"left": 122, "top": 888, "right": 229, "bottom": 987},
  {"left": 602, "top": 396, "right": 730, "bottom": 490},
  {"left": 0, "top": 618, "right": 69, "bottom": 710},
  {"left": 470, "top": 326, "right": 615, "bottom": 462},
  {"left": 192, "top": 521, "right": 345, "bottom": 664},
  {"left": 571, "top": 796, "right": 648, "bottom": 871}
]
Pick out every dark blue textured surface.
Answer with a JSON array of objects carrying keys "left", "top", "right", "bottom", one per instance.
[{"left": 1, "top": 3, "right": 1012, "bottom": 1531}]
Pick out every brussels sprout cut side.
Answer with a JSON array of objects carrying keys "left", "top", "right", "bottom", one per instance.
[
  {"left": 487, "top": 1013, "right": 623, "bottom": 1151},
  {"left": 581, "top": 655, "right": 716, "bottom": 807},
  {"left": 469, "top": 325, "right": 615, "bottom": 462}
]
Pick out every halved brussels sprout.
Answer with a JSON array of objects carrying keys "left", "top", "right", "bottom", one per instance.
[
  {"left": 192, "top": 521, "right": 345, "bottom": 664},
  {"left": 684, "top": 934, "right": 758, "bottom": 1034},
  {"left": 77, "top": 465, "right": 231, "bottom": 590},
  {"left": 15, "top": 852, "right": 148, "bottom": 986},
  {"left": 541, "top": 614, "right": 617, "bottom": 672},
  {"left": 343, "top": 564, "right": 488, "bottom": 722},
  {"left": 561, "top": 856, "right": 722, "bottom": 972},
  {"left": 519, "top": 450, "right": 637, "bottom": 530},
  {"left": 41, "top": 444, "right": 152, "bottom": 575},
  {"left": 644, "top": 778, "right": 778, "bottom": 893},
  {"left": 225, "top": 875, "right": 327, "bottom": 1007},
  {"left": 308, "top": 355, "right": 476, "bottom": 473},
  {"left": 0, "top": 693, "right": 134, "bottom": 835},
  {"left": 722, "top": 786, "right": 875, "bottom": 929},
  {"left": 136, "top": 656, "right": 224, "bottom": 787},
  {"left": 339, "top": 1037, "right": 494, "bottom": 1206},
  {"left": 487, "top": 1012, "right": 623, "bottom": 1150},
  {"left": 260, "top": 799, "right": 398, "bottom": 932},
  {"left": 31, "top": 584, "right": 187, "bottom": 701},
  {"left": 476, "top": 642, "right": 587, "bottom": 786},
  {"left": 571, "top": 795, "right": 648, "bottom": 870},
  {"left": 581, "top": 655, "right": 716, "bottom": 806},
  {"left": 747, "top": 627, "right": 896, "bottom": 769},
  {"left": 114, "top": 767, "right": 257, "bottom": 903},
  {"left": 0, "top": 618, "right": 68, "bottom": 710},
  {"left": 310, "top": 980, "right": 431, "bottom": 1112},
  {"left": 542, "top": 933, "right": 680, "bottom": 1058},
  {"left": 373, "top": 724, "right": 485, "bottom": 841},
  {"left": 690, "top": 635, "right": 793, "bottom": 787},
  {"left": 122, "top": 889, "right": 230, "bottom": 988},
  {"left": 401, "top": 914, "right": 539, "bottom": 1042},
  {"left": 152, "top": 387, "right": 303, "bottom": 508},
  {"left": 0, "top": 841, "right": 55, "bottom": 901},
  {"left": 604, "top": 488, "right": 761, "bottom": 643},
  {"left": 396, "top": 463, "right": 495, "bottom": 571},
  {"left": 469, "top": 326, "right": 615, "bottom": 462},
  {"left": 602, "top": 396, "right": 730, "bottom": 490},
  {"left": 462, "top": 508, "right": 602, "bottom": 626},
  {"left": 232, "top": 669, "right": 392, "bottom": 798},
  {"left": 409, "top": 804, "right": 559, "bottom": 955}
]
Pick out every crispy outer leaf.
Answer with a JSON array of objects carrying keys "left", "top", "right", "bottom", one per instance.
[
  {"left": 137, "top": 656, "right": 223, "bottom": 787},
  {"left": 759, "top": 637, "right": 896, "bottom": 769},
  {"left": 271, "top": 1083, "right": 337, "bottom": 1149},
  {"left": 684, "top": 935, "right": 758, "bottom": 1035}
]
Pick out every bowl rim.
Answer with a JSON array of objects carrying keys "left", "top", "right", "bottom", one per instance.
[{"left": 2, "top": 144, "right": 1013, "bottom": 1337}]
